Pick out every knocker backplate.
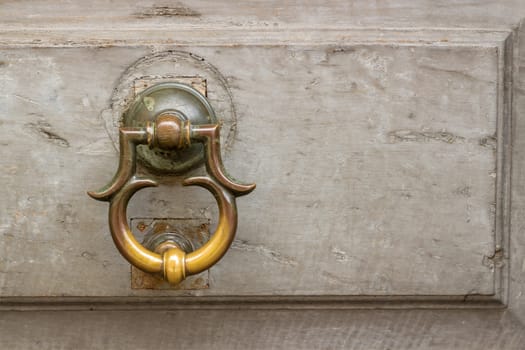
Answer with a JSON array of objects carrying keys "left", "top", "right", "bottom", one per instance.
[{"left": 124, "top": 78, "right": 217, "bottom": 174}]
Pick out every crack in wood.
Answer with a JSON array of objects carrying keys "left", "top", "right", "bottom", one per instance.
[
  {"left": 134, "top": 4, "right": 200, "bottom": 19},
  {"left": 25, "top": 120, "right": 70, "bottom": 148}
]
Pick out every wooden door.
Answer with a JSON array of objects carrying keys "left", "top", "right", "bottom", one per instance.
[{"left": 1, "top": 1, "right": 525, "bottom": 348}]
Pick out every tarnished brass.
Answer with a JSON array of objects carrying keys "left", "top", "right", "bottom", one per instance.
[
  {"left": 130, "top": 219, "right": 210, "bottom": 290},
  {"left": 88, "top": 82, "right": 255, "bottom": 285},
  {"left": 122, "top": 81, "right": 217, "bottom": 174}
]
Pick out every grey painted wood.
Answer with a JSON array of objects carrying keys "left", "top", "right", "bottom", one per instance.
[
  {"left": 0, "top": 309, "right": 524, "bottom": 349},
  {"left": 1, "top": 2, "right": 525, "bottom": 346},
  {"left": 0, "top": 0, "right": 524, "bottom": 30},
  {"left": 0, "top": 41, "right": 508, "bottom": 299},
  {"left": 509, "top": 20, "right": 525, "bottom": 326}
]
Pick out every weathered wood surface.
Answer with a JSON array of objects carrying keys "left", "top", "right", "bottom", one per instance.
[
  {"left": 0, "top": 0, "right": 524, "bottom": 30},
  {"left": 0, "top": 0, "right": 523, "bottom": 331},
  {"left": 2, "top": 1, "right": 525, "bottom": 349},
  {"left": 0, "top": 309, "right": 524, "bottom": 349},
  {"left": 509, "top": 20, "right": 525, "bottom": 326},
  {"left": 0, "top": 41, "right": 507, "bottom": 299}
]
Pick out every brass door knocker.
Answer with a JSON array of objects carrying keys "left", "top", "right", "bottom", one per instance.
[{"left": 88, "top": 82, "right": 255, "bottom": 284}]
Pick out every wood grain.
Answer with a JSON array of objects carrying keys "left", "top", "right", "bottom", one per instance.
[
  {"left": 0, "top": 43, "right": 507, "bottom": 299},
  {"left": 0, "top": 0, "right": 524, "bottom": 31},
  {"left": 509, "top": 19, "right": 525, "bottom": 326},
  {"left": 1, "top": 1, "right": 525, "bottom": 347},
  {"left": 0, "top": 309, "right": 523, "bottom": 349}
]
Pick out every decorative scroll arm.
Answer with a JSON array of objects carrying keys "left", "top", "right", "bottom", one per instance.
[
  {"left": 87, "top": 126, "right": 155, "bottom": 201},
  {"left": 191, "top": 124, "right": 256, "bottom": 196}
]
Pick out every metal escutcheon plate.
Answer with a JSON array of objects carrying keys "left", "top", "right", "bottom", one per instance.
[{"left": 122, "top": 82, "right": 217, "bottom": 174}]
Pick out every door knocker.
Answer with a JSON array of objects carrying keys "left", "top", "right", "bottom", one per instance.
[{"left": 88, "top": 82, "right": 255, "bottom": 285}]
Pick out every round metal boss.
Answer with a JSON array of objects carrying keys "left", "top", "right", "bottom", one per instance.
[{"left": 122, "top": 82, "right": 217, "bottom": 174}]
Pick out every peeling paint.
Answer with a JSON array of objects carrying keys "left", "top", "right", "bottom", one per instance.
[
  {"left": 14, "top": 94, "right": 40, "bottom": 106},
  {"left": 479, "top": 135, "right": 497, "bottom": 150},
  {"left": 388, "top": 129, "right": 464, "bottom": 144},
  {"left": 231, "top": 239, "right": 298, "bottom": 266},
  {"left": 453, "top": 185, "right": 472, "bottom": 198},
  {"left": 80, "top": 251, "right": 97, "bottom": 260},
  {"left": 135, "top": 4, "right": 200, "bottom": 18},
  {"left": 330, "top": 247, "right": 348, "bottom": 262},
  {"left": 482, "top": 248, "right": 504, "bottom": 270},
  {"left": 322, "top": 270, "right": 353, "bottom": 285}
]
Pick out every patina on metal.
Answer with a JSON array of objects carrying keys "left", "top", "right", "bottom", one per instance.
[
  {"left": 123, "top": 81, "right": 217, "bottom": 174},
  {"left": 88, "top": 82, "right": 255, "bottom": 285}
]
